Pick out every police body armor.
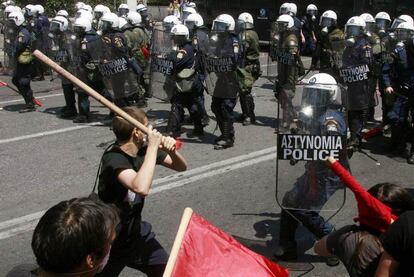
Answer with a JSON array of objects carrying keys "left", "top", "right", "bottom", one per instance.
[
  {"left": 204, "top": 32, "right": 240, "bottom": 99},
  {"left": 276, "top": 81, "right": 348, "bottom": 219},
  {"left": 148, "top": 23, "right": 175, "bottom": 101},
  {"left": 77, "top": 31, "right": 104, "bottom": 84},
  {"left": 315, "top": 27, "right": 344, "bottom": 77}
]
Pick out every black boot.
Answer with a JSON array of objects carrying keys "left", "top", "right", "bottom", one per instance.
[
  {"left": 237, "top": 94, "right": 248, "bottom": 123},
  {"left": 166, "top": 107, "right": 181, "bottom": 138},
  {"left": 214, "top": 120, "right": 234, "bottom": 150},
  {"left": 243, "top": 94, "right": 256, "bottom": 126}
]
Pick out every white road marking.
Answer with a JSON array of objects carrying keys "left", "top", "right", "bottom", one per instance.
[
  {"left": 0, "top": 93, "right": 63, "bottom": 105},
  {"left": 0, "top": 121, "right": 110, "bottom": 145},
  {"left": 0, "top": 148, "right": 276, "bottom": 240}
]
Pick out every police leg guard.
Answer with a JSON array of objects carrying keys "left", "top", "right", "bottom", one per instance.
[
  {"left": 214, "top": 102, "right": 234, "bottom": 150},
  {"left": 188, "top": 102, "right": 204, "bottom": 138},
  {"left": 273, "top": 209, "right": 298, "bottom": 261},
  {"left": 18, "top": 77, "right": 36, "bottom": 112},
  {"left": 166, "top": 103, "right": 182, "bottom": 137},
  {"left": 237, "top": 93, "right": 248, "bottom": 123},
  {"left": 243, "top": 93, "right": 256, "bottom": 126}
]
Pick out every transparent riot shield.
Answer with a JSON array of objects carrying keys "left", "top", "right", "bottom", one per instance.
[
  {"left": 266, "top": 22, "right": 280, "bottom": 81},
  {"left": 203, "top": 31, "right": 239, "bottom": 98},
  {"left": 329, "top": 39, "right": 346, "bottom": 76},
  {"left": 148, "top": 23, "right": 175, "bottom": 102},
  {"left": 3, "top": 21, "right": 16, "bottom": 70},
  {"left": 276, "top": 79, "right": 347, "bottom": 220}
]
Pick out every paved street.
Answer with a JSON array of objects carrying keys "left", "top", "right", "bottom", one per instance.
[{"left": 0, "top": 54, "right": 413, "bottom": 276}]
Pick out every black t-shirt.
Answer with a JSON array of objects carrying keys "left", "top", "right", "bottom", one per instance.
[
  {"left": 98, "top": 145, "right": 167, "bottom": 255},
  {"left": 380, "top": 211, "right": 414, "bottom": 277},
  {"left": 326, "top": 225, "right": 383, "bottom": 277}
]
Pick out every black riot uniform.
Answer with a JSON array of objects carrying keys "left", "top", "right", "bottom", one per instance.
[
  {"left": 237, "top": 26, "right": 261, "bottom": 126},
  {"left": 209, "top": 33, "right": 240, "bottom": 149},
  {"left": 166, "top": 39, "right": 204, "bottom": 137},
  {"left": 74, "top": 29, "right": 113, "bottom": 123},
  {"left": 340, "top": 36, "right": 373, "bottom": 148},
  {"left": 301, "top": 13, "right": 318, "bottom": 55},
  {"left": 382, "top": 39, "right": 414, "bottom": 163},
  {"left": 12, "top": 25, "right": 36, "bottom": 112}
]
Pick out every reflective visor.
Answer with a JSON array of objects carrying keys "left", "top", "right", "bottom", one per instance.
[
  {"left": 50, "top": 21, "right": 61, "bottom": 32},
  {"left": 391, "top": 18, "right": 405, "bottom": 30},
  {"left": 320, "top": 17, "right": 334, "bottom": 27},
  {"left": 376, "top": 18, "right": 389, "bottom": 30},
  {"left": 212, "top": 21, "right": 229, "bottom": 32},
  {"left": 346, "top": 25, "right": 363, "bottom": 37},
  {"left": 302, "top": 87, "right": 333, "bottom": 108}
]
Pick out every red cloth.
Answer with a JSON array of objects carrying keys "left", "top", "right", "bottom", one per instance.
[
  {"left": 171, "top": 212, "right": 289, "bottom": 277},
  {"left": 142, "top": 47, "right": 149, "bottom": 60},
  {"left": 329, "top": 161, "right": 397, "bottom": 232}
]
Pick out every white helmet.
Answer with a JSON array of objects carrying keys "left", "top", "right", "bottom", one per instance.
[
  {"left": 276, "top": 14, "right": 294, "bottom": 30},
  {"left": 171, "top": 23, "right": 190, "bottom": 44},
  {"left": 50, "top": 15, "right": 69, "bottom": 32},
  {"left": 319, "top": 10, "right": 337, "bottom": 27},
  {"left": 118, "top": 3, "right": 129, "bottom": 16},
  {"left": 118, "top": 16, "right": 129, "bottom": 30},
  {"left": 101, "top": 12, "right": 120, "bottom": 30},
  {"left": 81, "top": 4, "right": 92, "bottom": 14},
  {"left": 34, "top": 4, "right": 44, "bottom": 15},
  {"left": 163, "top": 15, "right": 180, "bottom": 29},
  {"left": 75, "top": 1, "right": 85, "bottom": 11},
  {"left": 76, "top": 10, "right": 93, "bottom": 23},
  {"left": 212, "top": 14, "right": 235, "bottom": 32},
  {"left": 306, "top": 4, "right": 318, "bottom": 14},
  {"left": 182, "top": 6, "right": 196, "bottom": 22},
  {"left": 127, "top": 11, "right": 142, "bottom": 26},
  {"left": 391, "top": 15, "right": 414, "bottom": 30},
  {"left": 287, "top": 3, "right": 297, "bottom": 17},
  {"left": 375, "top": 12, "right": 391, "bottom": 22},
  {"left": 186, "top": 2, "right": 196, "bottom": 8},
  {"left": 360, "top": 13, "right": 376, "bottom": 33},
  {"left": 345, "top": 16, "right": 366, "bottom": 37},
  {"left": 237, "top": 12, "right": 254, "bottom": 30},
  {"left": 302, "top": 73, "right": 339, "bottom": 111},
  {"left": 136, "top": 3, "right": 147, "bottom": 13},
  {"left": 4, "top": 4, "right": 17, "bottom": 17},
  {"left": 7, "top": 10, "right": 24, "bottom": 26},
  {"left": 93, "top": 5, "right": 109, "bottom": 20},
  {"left": 279, "top": 2, "right": 289, "bottom": 15},
  {"left": 185, "top": 13, "right": 203, "bottom": 29},
  {"left": 56, "top": 10, "right": 69, "bottom": 18},
  {"left": 23, "top": 4, "right": 35, "bottom": 17},
  {"left": 395, "top": 22, "right": 414, "bottom": 42},
  {"left": 73, "top": 16, "right": 91, "bottom": 33}
]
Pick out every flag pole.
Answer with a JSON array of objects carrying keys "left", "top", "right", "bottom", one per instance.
[{"left": 163, "top": 207, "right": 194, "bottom": 277}]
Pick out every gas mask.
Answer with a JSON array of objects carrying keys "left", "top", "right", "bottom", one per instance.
[
  {"left": 308, "top": 10, "right": 317, "bottom": 22},
  {"left": 345, "top": 26, "right": 363, "bottom": 46},
  {"left": 320, "top": 17, "right": 334, "bottom": 35},
  {"left": 376, "top": 19, "right": 389, "bottom": 38},
  {"left": 395, "top": 29, "right": 414, "bottom": 43}
]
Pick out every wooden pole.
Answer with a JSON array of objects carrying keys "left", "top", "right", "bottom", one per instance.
[
  {"left": 163, "top": 207, "right": 194, "bottom": 277},
  {"left": 32, "top": 50, "right": 149, "bottom": 134}
]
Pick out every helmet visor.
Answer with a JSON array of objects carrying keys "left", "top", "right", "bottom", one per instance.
[
  {"left": 320, "top": 17, "right": 334, "bottom": 27},
  {"left": 212, "top": 20, "right": 229, "bottom": 32},
  {"left": 391, "top": 18, "right": 405, "bottom": 30},
  {"left": 346, "top": 25, "right": 363, "bottom": 37},
  {"left": 308, "top": 10, "right": 317, "bottom": 16},
  {"left": 184, "top": 20, "right": 196, "bottom": 31},
  {"left": 276, "top": 21, "right": 289, "bottom": 32},
  {"left": 376, "top": 18, "right": 389, "bottom": 30},
  {"left": 50, "top": 21, "right": 61, "bottom": 33},
  {"left": 279, "top": 7, "right": 288, "bottom": 15},
  {"left": 94, "top": 11, "right": 103, "bottom": 20},
  {"left": 365, "top": 22, "right": 375, "bottom": 33},
  {"left": 118, "top": 8, "right": 128, "bottom": 16},
  {"left": 395, "top": 29, "right": 413, "bottom": 41},
  {"left": 171, "top": 34, "right": 187, "bottom": 45},
  {"left": 302, "top": 87, "right": 335, "bottom": 108}
]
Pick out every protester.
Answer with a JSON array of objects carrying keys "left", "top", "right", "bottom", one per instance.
[
  {"left": 314, "top": 183, "right": 414, "bottom": 276},
  {"left": 97, "top": 107, "right": 187, "bottom": 276},
  {"left": 6, "top": 197, "right": 120, "bottom": 276},
  {"left": 376, "top": 211, "right": 414, "bottom": 276}
]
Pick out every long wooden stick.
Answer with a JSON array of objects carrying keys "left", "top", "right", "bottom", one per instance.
[
  {"left": 163, "top": 207, "right": 194, "bottom": 277},
  {"left": 32, "top": 50, "right": 149, "bottom": 134}
]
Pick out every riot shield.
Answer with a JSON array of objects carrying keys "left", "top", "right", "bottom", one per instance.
[
  {"left": 203, "top": 31, "right": 239, "bottom": 98},
  {"left": 3, "top": 21, "right": 16, "bottom": 70},
  {"left": 98, "top": 34, "right": 129, "bottom": 103},
  {"left": 276, "top": 79, "right": 347, "bottom": 220},
  {"left": 148, "top": 23, "right": 175, "bottom": 102},
  {"left": 329, "top": 39, "right": 346, "bottom": 77},
  {"left": 266, "top": 22, "right": 282, "bottom": 81}
]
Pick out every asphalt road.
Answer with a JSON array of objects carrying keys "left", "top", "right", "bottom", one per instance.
[{"left": 0, "top": 55, "right": 413, "bottom": 276}]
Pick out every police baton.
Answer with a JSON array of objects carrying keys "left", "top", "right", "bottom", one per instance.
[{"left": 32, "top": 50, "right": 182, "bottom": 149}]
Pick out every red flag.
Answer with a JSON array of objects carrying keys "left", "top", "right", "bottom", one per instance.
[
  {"left": 170, "top": 211, "right": 289, "bottom": 277},
  {"left": 329, "top": 160, "right": 396, "bottom": 232}
]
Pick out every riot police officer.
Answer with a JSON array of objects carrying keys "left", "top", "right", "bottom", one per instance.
[
  {"left": 72, "top": 16, "right": 112, "bottom": 123},
  {"left": 361, "top": 13, "right": 382, "bottom": 123},
  {"left": 49, "top": 15, "right": 78, "bottom": 118},
  {"left": 382, "top": 22, "right": 414, "bottom": 163},
  {"left": 99, "top": 12, "right": 129, "bottom": 108},
  {"left": 117, "top": 3, "right": 129, "bottom": 18},
  {"left": 126, "top": 11, "right": 149, "bottom": 107},
  {"left": 236, "top": 12, "right": 260, "bottom": 126},
  {"left": 92, "top": 4, "right": 109, "bottom": 31},
  {"left": 312, "top": 10, "right": 344, "bottom": 77},
  {"left": 341, "top": 16, "right": 373, "bottom": 149},
  {"left": 273, "top": 14, "right": 301, "bottom": 129},
  {"left": 8, "top": 10, "right": 36, "bottom": 112},
  {"left": 286, "top": 3, "right": 305, "bottom": 47},
  {"left": 166, "top": 24, "right": 204, "bottom": 137},
  {"left": 301, "top": 4, "right": 318, "bottom": 55},
  {"left": 3, "top": 5, "right": 19, "bottom": 72},
  {"left": 207, "top": 14, "right": 240, "bottom": 149},
  {"left": 184, "top": 12, "right": 210, "bottom": 126},
  {"left": 274, "top": 73, "right": 348, "bottom": 267}
]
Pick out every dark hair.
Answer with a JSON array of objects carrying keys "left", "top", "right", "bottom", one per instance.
[
  {"left": 368, "top": 183, "right": 414, "bottom": 216},
  {"left": 32, "top": 197, "right": 119, "bottom": 273},
  {"left": 112, "top": 107, "right": 146, "bottom": 143}
]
